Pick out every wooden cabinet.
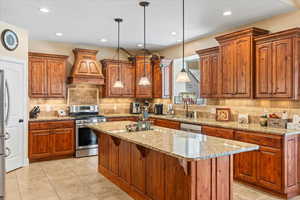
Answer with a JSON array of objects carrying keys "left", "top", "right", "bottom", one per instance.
[
  {"left": 215, "top": 27, "right": 269, "bottom": 98},
  {"left": 197, "top": 47, "right": 220, "bottom": 98},
  {"left": 29, "top": 129, "right": 52, "bottom": 160},
  {"left": 152, "top": 56, "right": 163, "bottom": 98},
  {"left": 135, "top": 56, "right": 153, "bottom": 98},
  {"left": 257, "top": 146, "right": 282, "bottom": 191},
  {"left": 29, "top": 53, "right": 68, "bottom": 98},
  {"left": 152, "top": 118, "right": 181, "bottom": 130},
  {"left": 202, "top": 126, "right": 234, "bottom": 139},
  {"left": 29, "top": 120, "right": 75, "bottom": 161},
  {"left": 255, "top": 28, "right": 300, "bottom": 99},
  {"left": 99, "top": 133, "right": 110, "bottom": 169},
  {"left": 52, "top": 128, "right": 74, "bottom": 156},
  {"left": 109, "top": 136, "right": 120, "bottom": 175},
  {"left": 106, "top": 116, "right": 138, "bottom": 122},
  {"left": 234, "top": 151, "right": 257, "bottom": 184},
  {"left": 101, "top": 59, "right": 135, "bottom": 98}
]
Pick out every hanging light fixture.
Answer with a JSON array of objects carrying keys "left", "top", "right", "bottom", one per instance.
[
  {"left": 176, "top": 0, "right": 191, "bottom": 83},
  {"left": 138, "top": 1, "right": 151, "bottom": 86},
  {"left": 113, "top": 18, "right": 124, "bottom": 88}
]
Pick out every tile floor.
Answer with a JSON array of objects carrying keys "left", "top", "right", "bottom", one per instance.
[{"left": 5, "top": 156, "right": 300, "bottom": 200}]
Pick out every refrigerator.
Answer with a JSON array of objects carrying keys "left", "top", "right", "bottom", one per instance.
[{"left": 0, "top": 70, "right": 5, "bottom": 199}]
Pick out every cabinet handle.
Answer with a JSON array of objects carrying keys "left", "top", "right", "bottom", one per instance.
[{"left": 5, "top": 147, "right": 11, "bottom": 157}]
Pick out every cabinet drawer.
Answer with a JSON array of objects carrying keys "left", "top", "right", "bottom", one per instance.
[
  {"left": 153, "top": 119, "right": 180, "bottom": 130},
  {"left": 235, "top": 131, "right": 282, "bottom": 149},
  {"left": 107, "top": 117, "right": 137, "bottom": 122},
  {"left": 29, "top": 120, "right": 74, "bottom": 130},
  {"left": 202, "top": 126, "right": 234, "bottom": 140}
]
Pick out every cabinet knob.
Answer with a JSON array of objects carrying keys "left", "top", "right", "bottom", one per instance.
[{"left": 19, "top": 119, "right": 24, "bottom": 123}]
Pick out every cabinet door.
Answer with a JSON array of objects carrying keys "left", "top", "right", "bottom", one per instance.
[
  {"left": 200, "top": 55, "right": 212, "bottom": 97},
  {"left": 47, "top": 58, "right": 66, "bottom": 98},
  {"left": 211, "top": 53, "right": 220, "bottom": 97},
  {"left": 122, "top": 63, "right": 135, "bottom": 97},
  {"left": 257, "top": 146, "right": 282, "bottom": 191},
  {"left": 29, "top": 57, "right": 48, "bottom": 97},
  {"left": 52, "top": 128, "right": 74, "bottom": 156},
  {"left": 135, "top": 58, "right": 152, "bottom": 98},
  {"left": 109, "top": 136, "right": 120, "bottom": 175},
  {"left": 29, "top": 130, "right": 52, "bottom": 160},
  {"left": 131, "top": 144, "right": 146, "bottom": 193},
  {"left": 255, "top": 42, "right": 273, "bottom": 98},
  {"left": 99, "top": 133, "right": 110, "bottom": 169},
  {"left": 118, "top": 140, "right": 131, "bottom": 184},
  {"left": 220, "top": 41, "right": 235, "bottom": 96},
  {"left": 235, "top": 36, "right": 251, "bottom": 97},
  {"left": 234, "top": 151, "right": 257, "bottom": 184},
  {"left": 107, "top": 64, "right": 122, "bottom": 97},
  {"left": 272, "top": 39, "right": 293, "bottom": 98},
  {"left": 152, "top": 61, "right": 163, "bottom": 98}
]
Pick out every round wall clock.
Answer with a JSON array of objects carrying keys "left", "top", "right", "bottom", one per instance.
[{"left": 1, "top": 29, "right": 19, "bottom": 51}]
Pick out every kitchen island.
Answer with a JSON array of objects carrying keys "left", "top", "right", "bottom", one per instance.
[{"left": 89, "top": 121, "right": 259, "bottom": 200}]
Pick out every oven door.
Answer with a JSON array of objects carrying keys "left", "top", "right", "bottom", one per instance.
[{"left": 76, "top": 124, "right": 98, "bottom": 150}]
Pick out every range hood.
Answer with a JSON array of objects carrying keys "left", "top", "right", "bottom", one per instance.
[{"left": 68, "top": 48, "right": 104, "bottom": 85}]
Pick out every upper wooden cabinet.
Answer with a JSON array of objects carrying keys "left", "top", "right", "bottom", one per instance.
[
  {"left": 255, "top": 28, "right": 300, "bottom": 99},
  {"left": 197, "top": 47, "right": 220, "bottom": 98},
  {"left": 152, "top": 56, "right": 162, "bottom": 98},
  {"left": 69, "top": 48, "right": 104, "bottom": 85},
  {"left": 135, "top": 56, "right": 153, "bottom": 98},
  {"left": 29, "top": 52, "right": 68, "bottom": 98},
  {"left": 101, "top": 59, "right": 135, "bottom": 98},
  {"left": 215, "top": 27, "right": 269, "bottom": 98}
]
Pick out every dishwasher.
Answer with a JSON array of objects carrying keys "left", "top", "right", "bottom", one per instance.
[{"left": 180, "top": 123, "right": 202, "bottom": 134}]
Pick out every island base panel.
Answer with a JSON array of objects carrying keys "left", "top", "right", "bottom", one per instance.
[{"left": 97, "top": 132, "right": 234, "bottom": 200}]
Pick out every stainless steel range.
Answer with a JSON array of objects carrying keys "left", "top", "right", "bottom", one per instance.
[{"left": 70, "top": 105, "right": 106, "bottom": 158}]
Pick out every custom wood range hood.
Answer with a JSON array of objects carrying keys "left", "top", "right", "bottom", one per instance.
[{"left": 68, "top": 48, "right": 104, "bottom": 85}]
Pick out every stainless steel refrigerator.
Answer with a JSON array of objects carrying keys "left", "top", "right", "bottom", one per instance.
[{"left": 0, "top": 70, "right": 5, "bottom": 199}]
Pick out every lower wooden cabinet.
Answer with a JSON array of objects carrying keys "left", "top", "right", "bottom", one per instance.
[
  {"left": 152, "top": 118, "right": 181, "bottom": 130},
  {"left": 106, "top": 116, "right": 138, "bottom": 122},
  {"left": 234, "top": 151, "right": 257, "bottom": 184},
  {"left": 29, "top": 120, "right": 75, "bottom": 162},
  {"left": 202, "top": 126, "right": 234, "bottom": 139},
  {"left": 131, "top": 144, "right": 147, "bottom": 193},
  {"left": 257, "top": 146, "right": 282, "bottom": 191}
]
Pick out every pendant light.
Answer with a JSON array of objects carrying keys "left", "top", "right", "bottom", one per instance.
[
  {"left": 176, "top": 0, "right": 191, "bottom": 83},
  {"left": 138, "top": 1, "right": 151, "bottom": 86},
  {"left": 113, "top": 18, "right": 124, "bottom": 88}
]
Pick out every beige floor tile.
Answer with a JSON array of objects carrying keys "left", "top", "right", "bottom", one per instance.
[{"left": 6, "top": 157, "right": 300, "bottom": 200}]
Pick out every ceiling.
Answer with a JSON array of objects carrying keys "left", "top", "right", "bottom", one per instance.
[{"left": 0, "top": 0, "right": 296, "bottom": 50}]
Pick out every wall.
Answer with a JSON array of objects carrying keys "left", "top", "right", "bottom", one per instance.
[
  {"left": 158, "top": 9, "right": 300, "bottom": 123},
  {"left": 29, "top": 40, "right": 135, "bottom": 116}
]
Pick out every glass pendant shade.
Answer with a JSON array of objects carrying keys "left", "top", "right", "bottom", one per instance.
[
  {"left": 113, "top": 80, "right": 124, "bottom": 88},
  {"left": 176, "top": 68, "right": 191, "bottom": 83},
  {"left": 138, "top": 76, "right": 151, "bottom": 86}
]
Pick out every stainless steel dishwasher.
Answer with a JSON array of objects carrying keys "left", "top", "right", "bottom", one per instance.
[{"left": 180, "top": 123, "right": 202, "bottom": 133}]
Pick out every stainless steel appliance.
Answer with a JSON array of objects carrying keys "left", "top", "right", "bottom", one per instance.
[
  {"left": 70, "top": 105, "right": 106, "bottom": 158},
  {"left": 154, "top": 104, "right": 164, "bottom": 115},
  {"left": 0, "top": 70, "right": 5, "bottom": 199},
  {"left": 130, "top": 102, "right": 141, "bottom": 114},
  {"left": 180, "top": 123, "right": 202, "bottom": 133}
]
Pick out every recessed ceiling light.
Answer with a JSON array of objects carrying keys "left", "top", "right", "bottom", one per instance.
[
  {"left": 223, "top": 11, "right": 232, "bottom": 16},
  {"left": 55, "top": 32, "right": 63, "bottom": 37},
  {"left": 137, "top": 44, "right": 143, "bottom": 47},
  {"left": 171, "top": 32, "right": 177, "bottom": 36},
  {"left": 39, "top": 7, "right": 50, "bottom": 13},
  {"left": 177, "top": 39, "right": 182, "bottom": 42},
  {"left": 101, "top": 38, "right": 107, "bottom": 42}
]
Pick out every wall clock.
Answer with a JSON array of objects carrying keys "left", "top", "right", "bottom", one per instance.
[{"left": 1, "top": 29, "right": 19, "bottom": 51}]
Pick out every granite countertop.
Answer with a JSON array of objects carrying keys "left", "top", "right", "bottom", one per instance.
[
  {"left": 89, "top": 121, "right": 259, "bottom": 161},
  {"left": 29, "top": 113, "right": 300, "bottom": 136}
]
